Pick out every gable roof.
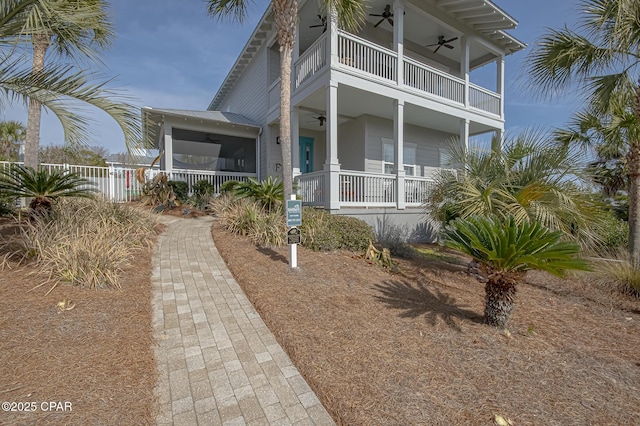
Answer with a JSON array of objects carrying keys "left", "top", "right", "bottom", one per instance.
[{"left": 208, "top": 0, "right": 526, "bottom": 111}]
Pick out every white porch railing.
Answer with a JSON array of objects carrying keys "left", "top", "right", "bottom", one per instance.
[
  {"left": 404, "top": 57, "right": 465, "bottom": 104},
  {"left": 469, "top": 83, "right": 500, "bottom": 115},
  {"left": 405, "top": 176, "right": 434, "bottom": 205},
  {"left": 295, "top": 170, "right": 325, "bottom": 206},
  {"left": 339, "top": 170, "right": 396, "bottom": 206},
  {"left": 295, "top": 33, "right": 328, "bottom": 88},
  {"left": 0, "top": 161, "right": 255, "bottom": 203},
  {"left": 338, "top": 31, "right": 397, "bottom": 82}
]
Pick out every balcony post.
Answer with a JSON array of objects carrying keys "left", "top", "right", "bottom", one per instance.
[
  {"left": 329, "top": 8, "right": 338, "bottom": 66},
  {"left": 291, "top": 107, "right": 300, "bottom": 177},
  {"left": 393, "top": 0, "right": 404, "bottom": 87},
  {"left": 324, "top": 81, "right": 340, "bottom": 210},
  {"left": 163, "top": 123, "right": 173, "bottom": 175},
  {"left": 459, "top": 118, "right": 469, "bottom": 154},
  {"left": 394, "top": 100, "right": 406, "bottom": 210},
  {"left": 460, "top": 36, "right": 469, "bottom": 108},
  {"left": 497, "top": 54, "right": 505, "bottom": 118}
]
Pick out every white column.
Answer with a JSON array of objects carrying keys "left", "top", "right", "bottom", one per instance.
[
  {"left": 324, "top": 81, "right": 340, "bottom": 210},
  {"left": 393, "top": 0, "right": 404, "bottom": 87},
  {"left": 291, "top": 107, "right": 300, "bottom": 177},
  {"left": 459, "top": 118, "right": 469, "bottom": 154},
  {"left": 460, "top": 37, "right": 470, "bottom": 108},
  {"left": 493, "top": 129, "right": 504, "bottom": 152},
  {"left": 329, "top": 8, "right": 338, "bottom": 66},
  {"left": 394, "top": 100, "right": 405, "bottom": 210},
  {"left": 497, "top": 54, "right": 505, "bottom": 118},
  {"left": 164, "top": 124, "right": 173, "bottom": 175}
]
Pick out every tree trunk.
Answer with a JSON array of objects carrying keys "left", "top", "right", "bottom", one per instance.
[
  {"left": 484, "top": 272, "right": 517, "bottom": 328},
  {"left": 627, "top": 143, "right": 640, "bottom": 267},
  {"left": 24, "top": 33, "right": 50, "bottom": 169},
  {"left": 272, "top": 0, "right": 297, "bottom": 202}
]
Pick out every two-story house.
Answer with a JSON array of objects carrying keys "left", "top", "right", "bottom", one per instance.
[{"left": 143, "top": 0, "right": 524, "bottom": 237}]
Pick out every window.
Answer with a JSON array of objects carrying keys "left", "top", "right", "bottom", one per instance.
[
  {"left": 382, "top": 140, "right": 417, "bottom": 175},
  {"left": 439, "top": 147, "right": 452, "bottom": 169}
]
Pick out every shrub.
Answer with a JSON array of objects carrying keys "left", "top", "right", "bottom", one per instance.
[
  {"left": 234, "top": 176, "right": 283, "bottom": 211},
  {"left": 301, "top": 208, "right": 374, "bottom": 252},
  {"left": 220, "top": 180, "right": 239, "bottom": 194},
  {"left": 375, "top": 222, "right": 417, "bottom": 258},
  {"left": 189, "top": 180, "right": 217, "bottom": 210},
  {"left": 592, "top": 212, "right": 628, "bottom": 253},
  {"left": 192, "top": 179, "right": 215, "bottom": 196},
  {"left": 591, "top": 251, "right": 640, "bottom": 296},
  {"left": 209, "top": 192, "right": 237, "bottom": 215},
  {"left": 5, "top": 197, "right": 157, "bottom": 290},
  {"left": 168, "top": 180, "right": 189, "bottom": 202}
]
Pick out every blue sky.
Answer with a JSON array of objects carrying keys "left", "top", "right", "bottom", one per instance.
[{"left": 4, "top": 0, "right": 581, "bottom": 154}]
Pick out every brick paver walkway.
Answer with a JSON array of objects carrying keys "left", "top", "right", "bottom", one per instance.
[{"left": 152, "top": 216, "right": 335, "bottom": 425}]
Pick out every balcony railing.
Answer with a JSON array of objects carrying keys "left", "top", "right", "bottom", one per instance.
[
  {"left": 469, "top": 83, "right": 500, "bottom": 115},
  {"left": 295, "top": 33, "right": 328, "bottom": 89},
  {"left": 404, "top": 57, "right": 464, "bottom": 104},
  {"left": 296, "top": 170, "right": 325, "bottom": 206},
  {"left": 338, "top": 31, "right": 397, "bottom": 82}
]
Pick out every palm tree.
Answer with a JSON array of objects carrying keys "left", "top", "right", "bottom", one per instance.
[
  {"left": 443, "top": 215, "right": 590, "bottom": 327},
  {"left": 425, "top": 130, "right": 604, "bottom": 248},
  {"left": 0, "top": 120, "right": 26, "bottom": 161},
  {"left": 0, "top": 0, "right": 141, "bottom": 168},
  {"left": 205, "top": 0, "right": 366, "bottom": 201},
  {"left": 526, "top": 0, "right": 640, "bottom": 264}
]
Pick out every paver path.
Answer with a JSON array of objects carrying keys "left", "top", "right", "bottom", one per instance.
[{"left": 152, "top": 216, "right": 335, "bottom": 425}]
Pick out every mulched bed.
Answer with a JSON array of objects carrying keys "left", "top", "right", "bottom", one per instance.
[
  {"left": 0, "top": 218, "right": 156, "bottom": 426},
  {"left": 212, "top": 221, "right": 640, "bottom": 425}
]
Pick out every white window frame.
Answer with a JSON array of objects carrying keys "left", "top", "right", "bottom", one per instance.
[
  {"left": 403, "top": 143, "right": 417, "bottom": 176},
  {"left": 382, "top": 139, "right": 417, "bottom": 175}
]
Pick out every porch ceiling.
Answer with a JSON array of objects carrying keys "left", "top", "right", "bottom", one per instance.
[{"left": 295, "top": 85, "right": 497, "bottom": 135}]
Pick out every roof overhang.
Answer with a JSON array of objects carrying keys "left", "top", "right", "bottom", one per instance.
[{"left": 142, "top": 107, "right": 261, "bottom": 149}]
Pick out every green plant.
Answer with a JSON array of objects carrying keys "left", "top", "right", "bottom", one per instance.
[
  {"left": 234, "top": 176, "right": 284, "bottom": 211},
  {"left": 443, "top": 215, "right": 590, "bottom": 327},
  {"left": 300, "top": 208, "right": 375, "bottom": 252},
  {"left": 219, "top": 179, "right": 240, "bottom": 194},
  {"left": 591, "top": 251, "right": 640, "bottom": 296},
  {"left": 0, "top": 164, "right": 96, "bottom": 215},
  {"left": 168, "top": 180, "right": 189, "bottom": 202},
  {"left": 4, "top": 197, "right": 157, "bottom": 290},
  {"left": 141, "top": 173, "right": 178, "bottom": 210}
]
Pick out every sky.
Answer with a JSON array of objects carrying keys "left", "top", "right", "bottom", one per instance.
[{"left": 3, "top": 0, "right": 581, "bottom": 154}]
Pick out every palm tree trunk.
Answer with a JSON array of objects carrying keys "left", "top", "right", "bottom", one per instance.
[
  {"left": 627, "top": 143, "right": 640, "bottom": 266},
  {"left": 24, "top": 33, "right": 50, "bottom": 169},
  {"left": 272, "top": 0, "right": 297, "bottom": 201},
  {"left": 484, "top": 273, "right": 517, "bottom": 328}
]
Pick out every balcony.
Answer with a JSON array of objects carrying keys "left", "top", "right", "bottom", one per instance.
[{"left": 290, "top": 30, "right": 502, "bottom": 117}]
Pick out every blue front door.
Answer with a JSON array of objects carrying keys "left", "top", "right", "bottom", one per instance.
[{"left": 299, "top": 137, "right": 314, "bottom": 174}]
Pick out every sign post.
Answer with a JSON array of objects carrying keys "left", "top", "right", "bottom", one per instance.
[{"left": 286, "top": 196, "right": 302, "bottom": 268}]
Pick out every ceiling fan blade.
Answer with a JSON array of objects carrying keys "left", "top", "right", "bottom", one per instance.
[
  {"left": 310, "top": 24, "right": 323, "bottom": 28},
  {"left": 444, "top": 44, "right": 454, "bottom": 49},
  {"left": 425, "top": 42, "right": 439, "bottom": 47},
  {"left": 434, "top": 44, "right": 442, "bottom": 53},
  {"left": 388, "top": 18, "right": 394, "bottom": 26},
  {"left": 444, "top": 37, "right": 458, "bottom": 43},
  {"left": 369, "top": 13, "right": 383, "bottom": 16},
  {"left": 374, "top": 18, "right": 384, "bottom": 28}
]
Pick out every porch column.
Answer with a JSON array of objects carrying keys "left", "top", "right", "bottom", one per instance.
[
  {"left": 493, "top": 129, "right": 504, "bottom": 152},
  {"left": 324, "top": 81, "right": 340, "bottom": 210},
  {"left": 328, "top": 8, "right": 338, "bottom": 65},
  {"left": 394, "top": 100, "right": 405, "bottom": 210},
  {"left": 291, "top": 107, "right": 301, "bottom": 177},
  {"left": 459, "top": 118, "right": 469, "bottom": 154},
  {"left": 460, "top": 37, "right": 470, "bottom": 108},
  {"left": 164, "top": 124, "right": 173, "bottom": 176},
  {"left": 393, "top": 0, "right": 404, "bottom": 87},
  {"left": 497, "top": 54, "right": 505, "bottom": 118}
]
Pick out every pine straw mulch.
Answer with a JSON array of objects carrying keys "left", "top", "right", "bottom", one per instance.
[
  {"left": 0, "top": 217, "right": 157, "bottom": 426},
  {"left": 211, "top": 221, "right": 640, "bottom": 426}
]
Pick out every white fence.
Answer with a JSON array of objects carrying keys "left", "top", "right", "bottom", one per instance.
[
  {"left": 295, "top": 33, "right": 327, "bottom": 88},
  {"left": 0, "top": 162, "right": 255, "bottom": 203}
]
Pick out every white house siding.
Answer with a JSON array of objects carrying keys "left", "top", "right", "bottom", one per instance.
[
  {"left": 338, "top": 116, "right": 366, "bottom": 171},
  {"left": 354, "top": 115, "right": 455, "bottom": 176},
  {"left": 217, "top": 45, "right": 268, "bottom": 125}
]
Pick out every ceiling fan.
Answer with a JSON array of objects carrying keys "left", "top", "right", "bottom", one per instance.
[
  {"left": 309, "top": 15, "right": 327, "bottom": 33},
  {"left": 370, "top": 4, "right": 393, "bottom": 28},
  {"left": 426, "top": 36, "right": 459, "bottom": 53},
  {"left": 313, "top": 114, "right": 326, "bottom": 126}
]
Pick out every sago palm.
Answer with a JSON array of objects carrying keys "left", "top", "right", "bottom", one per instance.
[
  {"left": 0, "top": 164, "right": 96, "bottom": 213},
  {"left": 0, "top": 120, "right": 26, "bottom": 161},
  {"left": 233, "top": 176, "right": 284, "bottom": 212},
  {"left": 526, "top": 0, "right": 640, "bottom": 264},
  {"left": 443, "top": 215, "right": 590, "bottom": 328},
  {"left": 206, "top": 0, "right": 366, "bottom": 201},
  {"left": 426, "top": 130, "right": 603, "bottom": 248},
  {"left": 0, "top": 0, "right": 141, "bottom": 167}
]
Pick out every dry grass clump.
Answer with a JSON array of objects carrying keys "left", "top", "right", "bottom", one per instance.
[
  {"left": 3, "top": 197, "right": 158, "bottom": 290},
  {"left": 590, "top": 250, "right": 640, "bottom": 296},
  {"left": 213, "top": 195, "right": 286, "bottom": 246}
]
